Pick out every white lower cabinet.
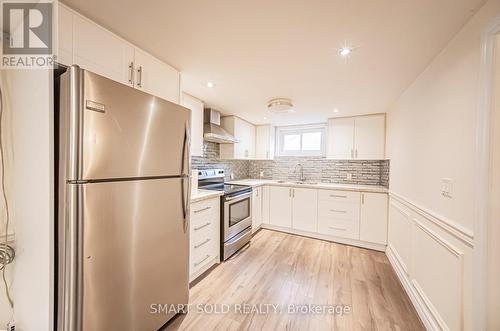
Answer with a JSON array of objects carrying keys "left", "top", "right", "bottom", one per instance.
[
  {"left": 269, "top": 186, "right": 293, "bottom": 227},
  {"left": 317, "top": 190, "right": 361, "bottom": 240},
  {"left": 262, "top": 186, "right": 270, "bottom": 224},
  {"left": 189, "top": 197, "right": 220, "bottom": 281},
  {"left": 252, "top": 187, "right": 263, "bottom": 232},
  {"left": 359, "top": 192, "right": 388, "bottom": 245},
  {"left": 291, "top": 188, "right": 318, "bottom": 232},
  {"left": 264, "top": 185, "right": 388, "bottom": 250}
]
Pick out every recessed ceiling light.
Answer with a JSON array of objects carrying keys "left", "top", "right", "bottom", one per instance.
[
  {"left": 339, "top": 47, "right": 352, "bottom": 57},
  {"left": 263, "top": 117, "right": 268, "bottom": 120},
  {"left": 333, "top": 108, "right": 339, "bottom": 113},
  {"left": 206, "top": 81, "right": 216, "bottom": 88}
]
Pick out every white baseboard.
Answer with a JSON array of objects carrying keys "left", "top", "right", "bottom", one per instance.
[
  {"left": 386, "top": 245, "right": 441, "bottom": 331},
  {"left": 261, "top": 224, "right": 386, "bottom": 252}
]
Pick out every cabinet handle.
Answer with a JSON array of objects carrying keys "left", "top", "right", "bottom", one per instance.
[
  {"left": 194, "top": 222, "right": 211, "bottom": 231},
  {"left": 329, "top": 194, "right": 347, "bottom": 198},
  {"left": 289, "top": 188, "right": 292, "bottom": 198},
  {"left": 329, "top": 226, "right": 347, "bottom": 231},
  {"left": 256, "top": 190, "right": 259, "bottom": 198},
  {"left": 194, "top": 206, "right": 211, "bottom": 214},
  {"left": 351, "top": 149, "right": 354, "bottom": 159},
  {"left": 266, "top": 151, "right": 269, "bottom": 159},
  {"left": 292, "top": 189, "right": 295, "bottom": 198},
  {"left": 137, "top": 65, "right": 143, "bottom": 88},
  {"left": 361, "top": 194, "right": 364, "bottom": 204},
  {"left": 194, "top": 238, "right": 211, "bottom": 249},
  {"left": 329, "top": 209, "right": 347, "bottom": 213},
  {"left": 194, "top": 254, "right": 211, "bottom": 266},
  {"left": 355, "top": 149, "right": 358, "bottom": 159},
  {"left": 128, "top": 62, "right": 134, "bottom": 85}
]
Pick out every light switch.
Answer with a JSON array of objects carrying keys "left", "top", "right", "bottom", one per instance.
[{"left": 441, "top": 178, "right": 453, "bottom": 198}]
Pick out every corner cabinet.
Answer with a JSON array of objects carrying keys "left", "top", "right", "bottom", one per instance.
[
  {"left": 181, "top": 93, "right": 204, "bottom": 156},
  {"left": 255, "top": 125, "right": 275, "bottom": 160},
  {"left": 327, "top": 114, "right": 386, "bottom": 160},
  {"left": 58, "top": 3, "right": 181, "bottom": 104},
  {"left": 219, "top": 116, "right": 256, "bottom": 159}
]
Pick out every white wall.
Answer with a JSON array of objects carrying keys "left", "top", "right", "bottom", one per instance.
[
  {"left": 386, "top": 0, "right": 500, "bottom": 330},
  {"left": 0, "top": 69, "right": 53, "bottom": 330},
  {"left": 487, "top": 33, "right": 500, "bottom": 331}
]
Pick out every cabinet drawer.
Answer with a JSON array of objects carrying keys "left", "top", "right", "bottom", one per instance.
[
  {"left": 190, "top": 233, "right": 217, "bottom": 274},
  {"left": 190, "top": 198, "right": 219, "bottom": 220},
  {"left": 318, "top": 190, "right": 360, "bottom": 203},
  {"left": 318, "top": 217, "right": 360, "bottom": 240},
  {"left": 318, "top": 200, "right": 359, "bottom": 221}
]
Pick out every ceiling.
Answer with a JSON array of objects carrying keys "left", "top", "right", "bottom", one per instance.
[{"left": 62, "top": 0, "right": 486, "bottom": 125}]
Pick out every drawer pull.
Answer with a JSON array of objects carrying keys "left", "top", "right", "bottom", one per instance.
[
  {"left": 194, "top": 238, "right": 211, "bottom": 249},
  {"left": 329, "top": 209, "right": 347, "bottom": 213},
  {"left": 330, "top": 194, "right": 347, "bottom": 198},
  {"left": 194, "top": 254, "right": 211, "bottom": 267},
  {"left": 194, "top": 206, "right": 211, "bottom": 214},
  {"left": 329, "top": 226, "right": 347, "bottom": 231},
  {"left": 194, "top": 222, "right": 211, "bottom": 231}
]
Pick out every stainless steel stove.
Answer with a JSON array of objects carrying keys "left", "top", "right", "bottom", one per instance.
[{"left": 198, "top": 169, "right": 252, "bottom": 260}]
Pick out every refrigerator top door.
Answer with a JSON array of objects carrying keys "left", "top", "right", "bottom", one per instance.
[{"left": 62, "top": 65, "right": 190, "bottom": 181}]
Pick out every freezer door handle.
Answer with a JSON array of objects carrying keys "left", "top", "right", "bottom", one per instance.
[{"left": 181, "top": 121, "right": 191, "bottom": 233}]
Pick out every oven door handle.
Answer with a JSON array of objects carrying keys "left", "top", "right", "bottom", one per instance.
[{"left": 225, "top": 192, "right": 251, "bottom": 202}]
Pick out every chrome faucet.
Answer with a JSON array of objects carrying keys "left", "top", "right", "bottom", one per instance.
[{"left": 293, "top": 163, "right": 306, "bottom": 182}]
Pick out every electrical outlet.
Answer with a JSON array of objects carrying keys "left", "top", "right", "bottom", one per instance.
[
  {"left": 7, "top": 321, "right": 16, "bottom": 331},
  {"left": 259, "top": 171, "right": 264, "bottom": 178},
  {"left": 346, "top": 173, "right": 352, "bottom": 180},
  {"left": 441, "top": 178, "right": 453, "bottom": 198},
  {"left": 230, "top": 173, "right": 235, "bottom": 180}
]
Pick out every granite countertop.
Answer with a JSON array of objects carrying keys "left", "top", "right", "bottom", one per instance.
[
  {"left": 190, "top": 189, "right": 223, "bottom": 203},
  {"left": 227, "top": 178, "right": 388, "bottom": 193}
]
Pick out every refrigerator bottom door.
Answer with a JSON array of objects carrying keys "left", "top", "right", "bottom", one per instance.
[{"left": 81, "top": 178, "right": 188, "bottom": 331}]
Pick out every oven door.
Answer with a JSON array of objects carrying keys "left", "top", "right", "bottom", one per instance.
[{"left": 223, "top": 191, "right": 252, "bottom": 241}]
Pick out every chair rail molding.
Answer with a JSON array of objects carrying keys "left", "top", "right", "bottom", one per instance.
[{"left": 474, "top": 12, "right": 500, "bottom": 331}]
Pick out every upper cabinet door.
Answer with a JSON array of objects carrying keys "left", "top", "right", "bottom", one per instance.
[
  {"left": 219, "top": 116, "right": 256, "bottom": 160},
  {"left": 56, "top": 4, "right": 73, "bottom": 66},
  {"left": 73, "top": 15, "right": 134, "bottom": 86},
  {"left": 181, "top": 93, "right": 204, "bottom": 157},
  {"left": 327, "top": 117, "right": 355, "bottom": 159},
  {"left": 134, "top": 48, "right": 180, "bottom": 104},
  {"left": 255, "top": 125, "right": 275, "bottom": 160},
  {"left": 354, "top": 115, "right": 386, "bottom": 160}
]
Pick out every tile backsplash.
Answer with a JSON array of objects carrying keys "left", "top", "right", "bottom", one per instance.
[
  {"left": 191, "top": 142, "right": 390, "bottom": 187},
  {"left": 191, "top": 142, "right": 249, "bottom": 181}
]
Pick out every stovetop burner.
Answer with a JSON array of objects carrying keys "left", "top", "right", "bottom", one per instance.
[{"left": 197, "top": 169, "right": 252, "bottom": 196}]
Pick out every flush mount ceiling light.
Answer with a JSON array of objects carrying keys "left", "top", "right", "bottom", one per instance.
[
  {"left": 267, "top": 98, "right": 294, "bottom": 114},
  {"left": 338, "top": 47, "right": 353, "bottom": 57}
]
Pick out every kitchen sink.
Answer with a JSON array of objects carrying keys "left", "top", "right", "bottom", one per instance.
[{"left": 276, "top": 180, "right": 318, "bottom": 185}]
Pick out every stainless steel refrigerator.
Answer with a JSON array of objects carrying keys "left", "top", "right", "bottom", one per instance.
[{"left": 56, "top": 65, "right": 191, "bottom": 331}]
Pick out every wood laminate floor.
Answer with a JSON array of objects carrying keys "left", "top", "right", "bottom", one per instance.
[{"left": 163, "top": 229, "right": 425, "bottom": 331}]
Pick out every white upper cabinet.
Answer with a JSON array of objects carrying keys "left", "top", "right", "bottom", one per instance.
[
  {"left": 134, "top": 48, "right": 180, "bottom": 104},
  {"left": 255, "top": 125, "right": 275, "bottom": 160},
  {"left": 220, "top": 116, "right": 255, "bottom": 159},
  {"left": 58, "top": 4, "right": 181, "bottom": 104},
  {"left": 73, "top": 14, "right": 134, "bottom": 86},
  {"left": 327, "top": 114, "right": 385, "bottom": 160},
  {"left": 56, "top": 4, "right": 73, "bottom": 66},
  {"left": 181, "top": 93, "right": 204, "bottom": 157},
  {"left": 354, "top": 115, "right": 386, "bottom": 160},
  {"left": 327, "top": 117, "right": 355, "bottom": 159}
]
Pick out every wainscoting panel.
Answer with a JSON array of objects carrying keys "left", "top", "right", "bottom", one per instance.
[{"left": 387, "top": 193, "right": 473, "bottom": 331}]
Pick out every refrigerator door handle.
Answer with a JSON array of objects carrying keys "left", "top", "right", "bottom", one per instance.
[{"left": 181, "top": 121, "right": 191, "bottom": 233}]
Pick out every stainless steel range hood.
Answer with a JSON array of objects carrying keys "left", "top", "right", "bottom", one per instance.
[{"left": 203, "top": 108, "right": 238, "bottom": 144}]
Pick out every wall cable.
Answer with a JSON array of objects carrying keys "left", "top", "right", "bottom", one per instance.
[{"left": 0, "top": 82, "right": 15, "bottom": 308}]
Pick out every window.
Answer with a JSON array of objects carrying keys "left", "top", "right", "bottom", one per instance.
[{"left": 276, "top": 124, "right": 326, "bottom": 156}]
